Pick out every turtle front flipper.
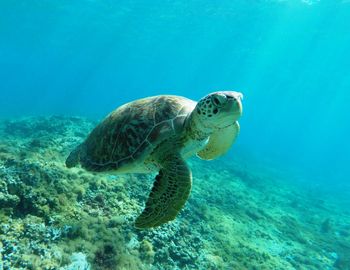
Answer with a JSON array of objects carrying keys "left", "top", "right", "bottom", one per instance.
[
  {"left": 135, "top": 154, "right": 192, "bottom": 229},
  {"left": 197, "top": 121, "right": 240, "bottom": 160}
]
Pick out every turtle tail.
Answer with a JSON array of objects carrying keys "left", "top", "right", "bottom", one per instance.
[{"left": 66, "top": 144, "right": 82, "bottom": 168}]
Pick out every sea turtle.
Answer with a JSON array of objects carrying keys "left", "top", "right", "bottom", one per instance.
[{"left": 66, "top": 91, "right": 243, "bottom": 228}]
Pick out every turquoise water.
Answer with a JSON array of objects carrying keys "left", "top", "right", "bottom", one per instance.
[
  {"left": 1, "top": 0, "right": 349, "bottom": 179},
  {"left": 1, "top": 1, "right": 350, "bottom": 269}
]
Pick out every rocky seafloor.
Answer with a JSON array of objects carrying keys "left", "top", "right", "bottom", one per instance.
[{"left": 0, "top": 116, "right": 349, "bottom": 270}]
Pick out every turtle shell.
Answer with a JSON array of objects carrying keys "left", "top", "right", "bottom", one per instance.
[{"left": 80, "top": 95, "right": 196, "bottom": 171}]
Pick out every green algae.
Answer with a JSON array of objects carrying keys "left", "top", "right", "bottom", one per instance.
[{"left": 0, "top": 116, "right": 349, "bottom": 269}]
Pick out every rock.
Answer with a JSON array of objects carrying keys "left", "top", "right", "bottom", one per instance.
[
  {"left": 139, "top": 239, "right": 155, "bottom": 264},
  {"left": 205, "top": 254, "right": 225, "bottom": 269},
  {"left": 321, "top": 218, "right": 332, "bottom": 233},
  {"left": 61, "top": 252, "right": 90, "bottom": 270},
  {"left": 0, "top": 192, "right": 20, "bottom": 208},
  {"left": 108, "top": 216, "right": 125, "bottom": 227},
  {"left": 93, "top": 243, "right": 118, "bottom": 269}
]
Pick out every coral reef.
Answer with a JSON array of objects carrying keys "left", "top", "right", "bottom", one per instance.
[{"left": 0, "top": 116, "right": 349, "bottom": 269}]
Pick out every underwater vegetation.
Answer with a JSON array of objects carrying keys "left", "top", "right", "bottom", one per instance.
[{"left": 0, "top": 116, "right": 349, "bottom": 269}]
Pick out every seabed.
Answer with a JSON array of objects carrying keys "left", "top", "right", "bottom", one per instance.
[{"left": 0, "top": 116, "right": 349, "bottom": 270}]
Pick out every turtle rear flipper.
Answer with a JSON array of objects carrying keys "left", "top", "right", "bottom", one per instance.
[
  {"left": 135, "top": 153, "right": 192, "bottom": 229},
  {"left": 66, "top": 144, "right": 83, "bottom": 168}
]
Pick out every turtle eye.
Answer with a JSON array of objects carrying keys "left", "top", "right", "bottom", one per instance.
[
  {"left": 211, "top": 94, "right": 227, "bottom": 107},
  {"left": 212, "top": 97, "right": 220, "bottom": 106}
]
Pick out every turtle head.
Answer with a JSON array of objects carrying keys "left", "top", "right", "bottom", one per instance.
[{"left": 193, "top": 91, "right": 243, "bottom": 133}]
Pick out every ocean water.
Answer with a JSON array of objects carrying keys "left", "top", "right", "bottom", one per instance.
[{"left": 1, "top": 0, "right": 350, "bottom": 269}]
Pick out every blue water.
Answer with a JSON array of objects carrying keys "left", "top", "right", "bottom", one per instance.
[{"left": 1, "top": 0, "right": 349, "bottom": 184}]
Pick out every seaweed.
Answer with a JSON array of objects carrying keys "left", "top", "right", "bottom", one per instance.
[{"left": 0, "top": 116, "right": 349, "bottom": 270}]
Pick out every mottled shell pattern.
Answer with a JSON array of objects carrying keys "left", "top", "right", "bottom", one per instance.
[{"left": 80, "top": 95, "right": 196, "bottom": 172}]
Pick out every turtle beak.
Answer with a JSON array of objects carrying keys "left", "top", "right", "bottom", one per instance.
[
  {"left": 228, "top": 93, "right": 243, "bottom": 121},
  {"left": 233, "top": 97, "right": 243, "bottom": 117}
]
